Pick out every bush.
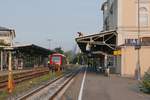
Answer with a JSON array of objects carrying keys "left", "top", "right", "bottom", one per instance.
[{"left": 140, "top": 71, "right": 150, "bottom": 93}]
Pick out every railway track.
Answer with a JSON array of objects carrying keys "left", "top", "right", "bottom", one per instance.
[
  {"left": 0, "top": 67, "right": 48, "bottom": 80},
  {"left": 0, "top": 68, "right": 49, "bottom": 89},
  {"left": 17, "top": 67, "right": 80, "bottom": 100}
]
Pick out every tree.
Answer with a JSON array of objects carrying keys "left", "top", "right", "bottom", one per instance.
[
  {"left": 54, "top": 47, "right": 64, "bottom": 54},
  {"left": 64, "top": 50, "right": 73, "bottom": 63},
  {"left": 72, "top": 52, "right": 88, "bottom": 65},
  {"left": 140, "top": 69, "right": 150, "bottom": 93}
]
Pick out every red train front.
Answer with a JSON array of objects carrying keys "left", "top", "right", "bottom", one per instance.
[{"left": 49, "top": 53, "right": 66, "bottom": 71}]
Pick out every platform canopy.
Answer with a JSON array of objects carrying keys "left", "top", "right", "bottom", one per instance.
[
  {"left": 13, "top": 44, "right": 53, "bottom": 56},
  {"left": 76, "top": 30, "right": 117, "bottom": 57}
]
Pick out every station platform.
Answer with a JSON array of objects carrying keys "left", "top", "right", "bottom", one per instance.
[{"left": 62, "top": 66, "right": 150, "bottom": 100}]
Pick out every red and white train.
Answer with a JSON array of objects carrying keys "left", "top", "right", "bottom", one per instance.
[{"left": 49, "top": 53, "right": 67, "bottom": 71}]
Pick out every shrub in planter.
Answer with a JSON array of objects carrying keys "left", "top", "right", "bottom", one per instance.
[{"left": 140, "top": 71, "right": 150, "bottom": 93}]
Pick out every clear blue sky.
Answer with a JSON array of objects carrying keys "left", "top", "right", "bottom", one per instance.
[{"left": 0, "top": 0, "right": 104, "bottom": 51}]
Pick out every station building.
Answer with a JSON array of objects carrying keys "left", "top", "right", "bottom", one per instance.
[{"left": 76, "top": 0, "right": 150, "bottom": 77}]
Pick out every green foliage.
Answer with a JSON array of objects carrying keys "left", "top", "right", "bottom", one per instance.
[
  {"left": 54, "top": 47, "right": 64, "bottom": 54},
  {"left": 64, "top": 50, "right": 73, "bottom": 63},
  {"left": 72, "top": 53, "right": 88, "bottom": 65},
  {"left": 140, "top": 70, "right": 150, "bottom": 93}
]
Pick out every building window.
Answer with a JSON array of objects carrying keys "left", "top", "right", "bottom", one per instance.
[
  {"left": 140, "top": 15, "right": 148, "bottom": 26},
  {"left": 139, "top": 7, "right": 148, "bottom": 27}
]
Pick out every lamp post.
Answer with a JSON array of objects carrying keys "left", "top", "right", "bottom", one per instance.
[
  {"left": 47, "top": 39, "right": 52, "bottom": 50},
  {"left": 135, "top": 0, "right": 141, "bottom": 80}
]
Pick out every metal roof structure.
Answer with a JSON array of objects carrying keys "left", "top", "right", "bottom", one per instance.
[
  {"left": 13, "top": 44, "right": 53, "bottom": 56},
  {"left": 76, "top": 30, "right": 117, "bottom": 57}
]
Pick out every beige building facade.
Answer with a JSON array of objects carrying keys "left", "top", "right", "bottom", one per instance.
[
  {"left": 102, "top": 0, "right": 150, "bottom": 77},
  {"left": 120, "top": 46, "right": 150, "bottom": 77}
]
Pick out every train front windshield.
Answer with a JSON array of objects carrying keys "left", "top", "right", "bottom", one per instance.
[{"left": 52, "top": 56, "right": 60, "bottom": 63}]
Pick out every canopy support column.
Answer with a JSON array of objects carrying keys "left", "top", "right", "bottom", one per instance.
[
  {"left": 1, "top": 50, "right": 3, "bottom": 71},
  {"left": 104, "top": 54, "right": 108, "bottom": 68}
]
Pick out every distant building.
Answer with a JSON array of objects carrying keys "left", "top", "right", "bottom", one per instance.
[
  {"left": 0, "top": 26, "right": 15, "bottom": 71},
  {"left": 0, "top": 26, "right": 15, "bottom": 46}
]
